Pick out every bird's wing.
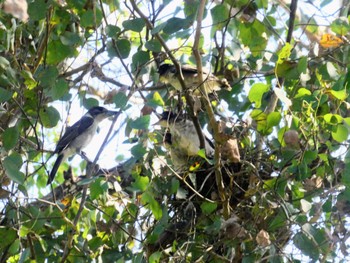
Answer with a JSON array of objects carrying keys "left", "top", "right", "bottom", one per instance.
[
  {"left": 54, "top": 116, "right": 94, "bottom": 154},
  {"left": 181, "top": 65, "right": 211, "bottom": 75}
]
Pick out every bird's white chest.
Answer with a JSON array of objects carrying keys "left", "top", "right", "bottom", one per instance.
[
  {"left": 71, "top": 122, "right": 99, "bottom": 151},
  {"left": 169, "top": 122, "right": 201, "bottom": 156}
]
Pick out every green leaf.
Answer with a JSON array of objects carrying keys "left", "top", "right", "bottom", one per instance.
[
  {"left": 81, "top": 9, "right": 103, "bottom": 28},
  {"left": 3, "top": 126, "right": 19, "bottom": 151},
  {"left": 129, "top": 115, "right": 150, "bottom": 130},
  {"left": 294, "top": 87, "right": 311, "bottom": 98},
  {"left": 90, "top": 178, "right": 108, "bottom": 200},
  {"left": 3, "top": 154, "right": 25, "bottom": 185},
  {"left": 46, "top": 40, "right": 74, "bottom": 64},
  {"left": 141, "top": 191, "right": 162, "bottom": 220},
  {"left": 132, "top": 50, "right": 150, "bottom": 71},
  {"left": 0, "top": 227, "right": 17, "bottom": 250},
  {"left": 200, "top": 201, "right": 217, "bottom": 215},
  {"left": 330, "top": 18, "right": 350, "bottom": 35},
  {"left": 37, "top": 66, "right": 59, "bottom": 88},
  {"left": 149, "top": 251, "right": 161, "bottom": 263},
  {"left": 323, "top": 113, "right": 343, "bottom": 124},
  {"left": 344, "top": 117, "right": 350, "bottom": 127},
  {"left": 21, "top": 70, "right": 37, "bottom": 89},
  {"left": 122, "top": 18, "right": 145, "bottom": 32},
  {"left": 60, "top": 31, "right": 82, "bottom": 46},
  {"left": 147, "top": 91, "right": 164, "bottom": 107},
  {"left": 332, "top": 124, "right": 348, "bottom": 142},
  {"left": 248, "top": 83, "right": 269, "bottom": 108},
  {"left": 39, "top": 106, "right": 60, "bottom": 128},
  {"left": 145, "top": 39, "right": 162, "bottom": 52},
  {"left": 112, "top": 39, "right": 131, "bottom": 59},
  {"left": 105, "top": 25, "right": 121, "bottom": 38},
  {"left": 151, "top": 23, "right": 167, "bottom": 35},
  {"left": 51, "top": 78, "right": 69, "bottom": 100},
  {"left": 131, "top": 144, "right": 147, "bottom": 159},
  {"left": 83, "top": 98, "right": 99, "bottom": 109},
  {"left": 113, "top": 92, "right": 128, "bottom": 109},
  {"left": 297, "top": 56, "right": 308, "bottom": 73},
  {"left": 266, "top": 112, "right": 281, "bottom": 129},
  {"left": 0, "top": 87, "right": 13, "bottom": 103},
  {"left": 329, "top": 89, "right": 347, "bottom": 100},
  {"left": 210, "top": 4, "right": 229, "bottom": 31},
  {"left": 303, "top": 150, "right": 318, "bottom": 164},
  {"left": 0, "top": 56, "right": 10, "bottom": 69},
  {"left": 250, "top": 109, "right": 267, "bottom": 133},
  {"left": 132, "top": 175, "right": 149, "bottom": 191},
  {"left": 28, "top": 0, "right": 47, "bottom": 21},
  {"left": 293, "top": 232, "right": 319, "bottom": 259},
  {"left": 163, "top": 17, "right": 191, "bottom": 34}
]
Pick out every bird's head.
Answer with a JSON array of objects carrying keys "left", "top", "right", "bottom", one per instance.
[
  {"left": 87, "top": 106, "right": 119, "bottom": 121},
  {"left": 158, "top": 64, "right": 177, "bottom": 83},
  {"left": 156, "top": 111, "right": 181, "bottom": 127}
]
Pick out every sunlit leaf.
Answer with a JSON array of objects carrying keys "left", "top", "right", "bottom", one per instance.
[
  {"left": 266, "top": 112, "right": 281, "bottom": 129},
  {"left": 277, "top": 42, "right": 292, "bottom": 64},
  {"left": 248, "top": 83, "right": 269, "bottom": 108},
  {"left": 294, "top": 88, "right": 311, "bottom": 98},
  {"left": 332, "top": 124, "right": 348, "bottom": 142},
  {"left": 329, "top": 89, "right": 347, "bottom": 100},
  {"left": 323, "top": 113, "right": 342, "bottom": 124},
  {"left": 132, "top": 175, "right": 149, "bottom": 192}
]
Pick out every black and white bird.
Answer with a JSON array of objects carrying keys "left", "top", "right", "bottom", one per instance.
[
  {"left": 158, "top": 64, "right": 231, "bottom": 95},
  {"left": 47, "top": 106, "right": 119, "bottom": 185},
  {"left": 158, "top": 112, "right": 214, "bottom": 169}
]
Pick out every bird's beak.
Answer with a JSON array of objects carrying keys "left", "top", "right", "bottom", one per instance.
[{"left": 107, "top": 110, "right": 120, "bottom": 119}]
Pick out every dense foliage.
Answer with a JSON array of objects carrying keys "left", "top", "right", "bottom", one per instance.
[{"left": 0, "top": 0, "right": 350, "bottom": 262}]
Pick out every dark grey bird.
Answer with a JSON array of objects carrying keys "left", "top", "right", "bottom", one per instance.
[
  {"left": 47, "top": 106, "right": 119, "bottom": 185},
  {"left": 157, "top": 112, "right": 214, "bottom": 169},
  {"left": 158, "top": 64, "right": 231, "bottom": 95}
]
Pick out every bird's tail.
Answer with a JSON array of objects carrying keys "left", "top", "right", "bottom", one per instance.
[{"left": 47, "top": 154, "right": 64, "bottom": 185}]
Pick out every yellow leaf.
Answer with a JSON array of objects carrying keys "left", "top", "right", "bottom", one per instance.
[
  {"left": 189, "top": 162, "right": 200, "bottom": 171},
  {"left": 320, "top": 34, "right": 343, "bottom": 48},
  {"left": 61, "top": 195, "right": 73, "bottom": 206}
]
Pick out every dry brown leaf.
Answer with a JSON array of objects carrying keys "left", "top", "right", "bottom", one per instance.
[{"left": 256, "top": 229, "right": 271, "bottom": 246}]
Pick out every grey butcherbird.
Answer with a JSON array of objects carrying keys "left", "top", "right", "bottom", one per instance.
[
  {"left": 157, "top": 111, "right": 214, "bottom": 169},
  {"left": 47, "top": 106, "right": 119, "bottom": 185},
  {"left": 158, "top": 64, "right": 231, "bottom": 95}
]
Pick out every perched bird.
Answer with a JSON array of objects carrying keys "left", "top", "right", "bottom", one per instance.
[
  {"left": 157, "top": 112, "right": 214, "bottom": 169},
  {"left": 47, "top": 106, "right": 119, "bottom": 185},
  {"left": 158, "top": 64, "right": 231, "bottom": 95}
]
